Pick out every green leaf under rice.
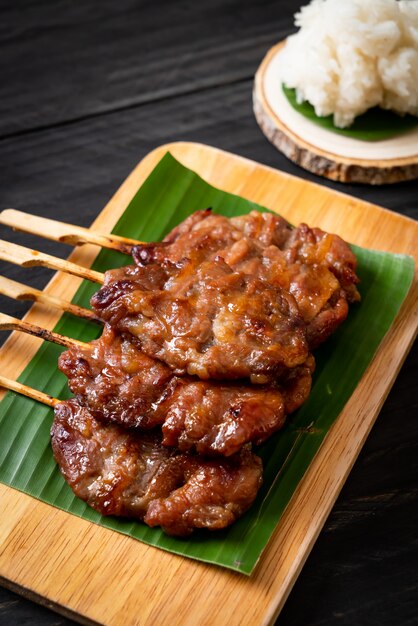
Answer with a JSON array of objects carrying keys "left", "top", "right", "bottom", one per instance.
[{"left": 283, "top": 85, "right": 418, "bottom": 141}]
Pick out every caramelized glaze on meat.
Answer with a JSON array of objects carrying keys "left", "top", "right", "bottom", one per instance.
[
  {"left": 50, "top": 210, "right": 360, "bottom": 535},
  {"left": 142, "top": 209, "right": 360, "bottom": 349},
  {"left": 59, "top": 325, "right": 174, "bottom": 429},
  {"left": 91, "top": 256, "right": 309, "bottom": 383},
  {"left": 58, "top": 326, "right": 314, "bottom": 456},
  {"left": 51, "top": 399, "right": 263, "bottom": 536}
]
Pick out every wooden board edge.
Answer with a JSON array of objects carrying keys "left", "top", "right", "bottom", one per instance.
[
  {"left": 0, "top": 575, "right": 99, "bottom": 626},
  {"left": 262, "top": 284, "right": 418, "bottom": 624},
  {"left": 151, "top": 142, "right": 418, "bottom": 237}
]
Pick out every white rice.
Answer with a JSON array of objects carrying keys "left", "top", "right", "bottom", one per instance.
[{"left": 280, "top": 0, "right": 418, "bottom": 128}]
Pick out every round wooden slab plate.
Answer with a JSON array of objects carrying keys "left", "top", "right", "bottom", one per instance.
[{"left": 253, "top": 41, "right": 418, "bottom": 184}]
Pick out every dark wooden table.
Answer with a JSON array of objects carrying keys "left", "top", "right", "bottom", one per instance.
[{"left": 0, "top": 1, "right": 417, "bottom": 624}]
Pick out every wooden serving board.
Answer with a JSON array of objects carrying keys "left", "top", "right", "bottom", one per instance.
[
  {"left": 254, "top": 41, "right": 418, "bottom": 184},
  {"left": 0, "top": 143, "right": 417, "bottom": 626}
]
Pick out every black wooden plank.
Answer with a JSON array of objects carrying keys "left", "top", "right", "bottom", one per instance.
[
  {"left": 1, "top": 81, "right": 417, "bottom": 222},
  {"left": 0, "top": 0, "right": 299, "bottom": 137}
]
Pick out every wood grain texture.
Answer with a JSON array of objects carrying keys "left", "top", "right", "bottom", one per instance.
[
  {"left": 1, "top": 81, "right": 416, "bottom": 237},
  {"left": 254, "top": 42, "right": 418, "bottom": 184},
  {"left": 0, "top": 142, "right": 417, "bottom": 626},
  {"left": 0, "top": 0, "right": 296, "bottom": 137}
]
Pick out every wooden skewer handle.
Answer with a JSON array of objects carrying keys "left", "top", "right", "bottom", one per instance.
[
  {"left": 0, "top": 374, "right": 58, "bottom": 407},
  {"left": 0, "top": 276, "right": 100, "bottom": 323},
  {"left": 0, "top": 209, "right": 140, "bottom": 253},
  {"left": 0, "top": 312, "right": 87, "bottom": 349},
  {"left": 0, "top": 239, "right": 104, "bottom": 283}
]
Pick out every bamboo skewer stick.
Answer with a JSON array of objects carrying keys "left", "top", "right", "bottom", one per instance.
[
  {"left": 0, "top": 312, "right": 87, "bottom": 349},
  {"left": 0, "top": 276, "right": 101, "bottom": 323},
  {"left": 0, "top": 374, "right": 58, "bottom": 407},
  {"left": 0, "top": 209, "right": 141, "bottom": 254},
  {"left": 0, "top": 240, "right": 104, "bottom": 283}
]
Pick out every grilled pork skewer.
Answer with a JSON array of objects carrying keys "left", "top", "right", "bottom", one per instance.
[
  {"left": 0, "top": 209, "right": 139, "bottom": 253},
  {"left": 90, "top": 211, "right": 359, "bottom": 376},
  {"left": 91, "top": 258, "right": 309, "bottom": 383},
  {"left": 0, "top": 209, "right": 360, "bottom": 329},
  {"left": 0, "top": 238, "right": 311, "bottom": 384},
  {"left": 0, "top": 276, "right": 100, "bottom": 323},
  {"left": 134, "top": 209, "right": 361, "bottom": 349},
  {"left": 0, "top": 240, "right": 104, "bottom": 283},
  {"left": 59, "top": 323, "right": 314, "bottom": 456},
  {"left": 1, "top": 209, "right": 359, "bottom": 374},
  {"left": 0, "top": 277, "right": 313, "bottom": 457},
  {"left": 0, "top": 301, "right": 311, "bottom": 456},
  {"left": 0, "top": 208, "right": 360, "bottom": 307},
  {"left": 0, "top": 375, "right": 263, "bottom": 537}
]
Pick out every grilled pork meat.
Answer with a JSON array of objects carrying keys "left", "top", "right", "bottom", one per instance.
[
  {"left": 51, "top": 399, "right": 263, "bottom": 536},
  {"left": 59, "top": 325, "right": 314, "bottom": 457},
  {"left": 91, "top": 256, "right": 309, "bottom": 383},
  {"left": 135, "top": 209, "right": 360, "bottom": 349}
]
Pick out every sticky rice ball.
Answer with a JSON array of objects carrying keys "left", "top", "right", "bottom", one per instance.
[{"left": 281, "top": 0, "right": 418, "bottom": 128}]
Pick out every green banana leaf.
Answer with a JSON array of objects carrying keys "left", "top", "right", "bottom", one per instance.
[
  {"left": 282, "top": 85, "right": 418, "bottom": 141},
  {"left": 0, "top": 152, "right": 414, "bottom": 574}
]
